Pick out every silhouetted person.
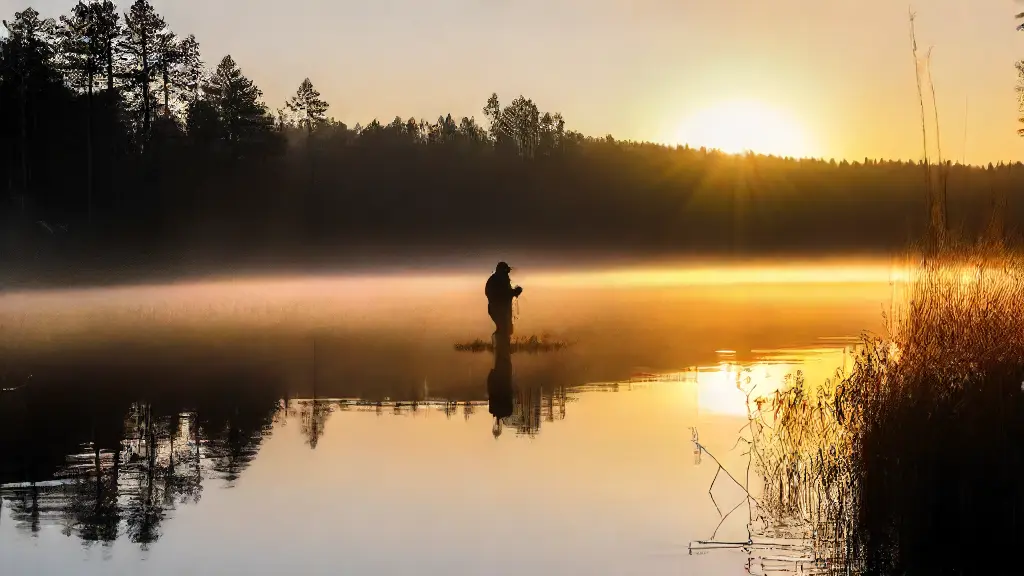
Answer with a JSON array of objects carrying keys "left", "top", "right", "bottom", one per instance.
[
  {"left": 487, "top": 344, "right": 514, "bottom": 438},
  {"left": 485, "top": 262, "right": 522, "bottom": 340}
]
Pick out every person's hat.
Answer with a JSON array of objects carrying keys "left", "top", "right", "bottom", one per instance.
[{"left": 496, "top": 261, "right": 512, "bottom": 273}]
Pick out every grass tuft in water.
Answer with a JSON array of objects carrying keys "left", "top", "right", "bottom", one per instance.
[{"left": 453, "top": 335, "right": 570, "bottom": 354}]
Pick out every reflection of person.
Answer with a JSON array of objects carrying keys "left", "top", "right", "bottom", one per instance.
[
  {"left": 485, "top": 262, "right": 522, "bottom": 339},
  {"left": 487, "top": 344, "right": 514, "bottom": 438}
]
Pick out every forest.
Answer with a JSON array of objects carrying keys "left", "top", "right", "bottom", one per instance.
[{"left": 1, "top": 2, "right": 1022, "bottom": 285}]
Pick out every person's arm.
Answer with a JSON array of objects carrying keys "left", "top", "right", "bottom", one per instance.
[{"left": 504, "top": 278, "right": 522, "bottom": 298}]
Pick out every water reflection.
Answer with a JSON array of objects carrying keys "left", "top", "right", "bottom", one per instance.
[
  {"left": 0, "top": 353, "right": 590, "bottom": 550},
  {"left": 0, "top": 273, "right": 890, "bottom": 573},
  {"left": 487, "top": 339, "right": 514, "bottom": 437},
  {"left": 0, "top": 368, "right": 281, "bottom": 545}
]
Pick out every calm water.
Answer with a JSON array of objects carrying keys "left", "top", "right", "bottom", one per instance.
[{"left": 0, "top": 264, "right": 892, "bottom": 575}]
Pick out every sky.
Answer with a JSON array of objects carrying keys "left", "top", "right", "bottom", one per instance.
[{"left": 4, "top": 0, "right": 1024, "bottom": 164}]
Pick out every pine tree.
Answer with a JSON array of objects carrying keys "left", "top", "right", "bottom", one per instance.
[
  {"left": 86, "top": 0, "right": 121, "bottom": 93},
  {"left": 59, "top": 3, "right": 101, "bottom": 94},
  {"left": 285, "top": 78, "right": 329, "bottom": 137},
  {"left": 202, "top": 55, "right": 273, "bottom": 157},
  {"left": 59, "top": 2, "right": 102, "bottom": 222},
  {"left": 153, "top": 33, "right": 201, "bottom": 120},
  {"left": 122, "top": 0, "right": 167, "bottom": 147}
]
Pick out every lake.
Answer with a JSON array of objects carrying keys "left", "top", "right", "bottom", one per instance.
[{"left": 0, "top": 262, "right": 894, "bottom": 575}]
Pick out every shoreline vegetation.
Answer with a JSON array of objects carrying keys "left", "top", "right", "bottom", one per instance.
[
  {"left": 3, "top": 2, "right": 1024, "bottom": 291},
  {"left": 693, "top": 12, "right": 1024, "bottom": 575},
  {"left": 693, "top": 240, "right": 1024, "bottom": 574}
]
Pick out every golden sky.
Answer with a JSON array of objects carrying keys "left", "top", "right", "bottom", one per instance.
[{"left": 10, "top": 0, "right": 1024, "bottom": 163}]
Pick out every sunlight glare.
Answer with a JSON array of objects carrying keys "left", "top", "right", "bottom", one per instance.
[
  {"left": 676, "top": 99, "right": 814, "bottom": 158},
  {"left": 692, "top": 347, "right": 855, "bottom": 417}
]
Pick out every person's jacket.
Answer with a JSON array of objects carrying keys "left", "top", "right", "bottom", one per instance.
[{"left": 485, "top": 272, "right": 522, "bottom": 318}]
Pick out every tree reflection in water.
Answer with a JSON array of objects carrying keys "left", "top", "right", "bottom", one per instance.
[{"left": 0, "top": 351, "right": 592, "bottom": 550}]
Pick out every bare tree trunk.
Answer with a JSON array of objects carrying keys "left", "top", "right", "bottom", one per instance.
[
  {"left": 106, "top": 42, "right": 114, "bottom": 92},
  {"left": 307, "top": 117, "right": 315, "bottom": 239},
  {"left": 105, "top": 41, "right": 116, "bottom": 212},
  {"left": 18, "top": 78, "right": 29, "bottom": 217},
  {"left": 87, "top": 72, "right": 95, "bottom": 226},
  {"left": 141, "top": 31, "right": 151, "bottom": 152},
  {"left": 162, "top": 68, "right": 170, "bottom": 115}
]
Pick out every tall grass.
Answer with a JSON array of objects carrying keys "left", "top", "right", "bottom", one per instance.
[
  {"left": 746, "top": 239, "right": 1024, "bottom": 575},
  {"left": 702, "top": 15, "right": 1021, "bottom": 574}
]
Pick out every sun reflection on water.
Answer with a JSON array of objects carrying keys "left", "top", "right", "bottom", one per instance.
[{"left": 644, "top": 344, "right": 858, "bottom": 418}]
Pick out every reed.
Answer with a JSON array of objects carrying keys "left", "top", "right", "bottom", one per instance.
[
  {"left": 745, "top": 239, "right": 1024, "bottom": 575},
  {"left": 732, "top": 14, "right": 1022, "bottom": 572}
]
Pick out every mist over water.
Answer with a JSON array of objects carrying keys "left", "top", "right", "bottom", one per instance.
[{"left": 0, "top": 260, "right": 891, "bottom": 575}]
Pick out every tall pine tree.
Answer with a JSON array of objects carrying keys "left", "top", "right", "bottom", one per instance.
[
  {"left": 122, "top": 0, "right": 167, "bottom": 148},
  {"left": 285, "top": 78, "right": 329, "bottom": 137},
  {"left": 201, "top": 55, "right": 273, "bottom": 158},
  {"left": 59, "top": 1, "right": 105, "bottom": 222}
]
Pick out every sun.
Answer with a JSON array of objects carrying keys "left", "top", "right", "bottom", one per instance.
[{"left": 675, "top": 99, "right": 814, "bottom": 158}]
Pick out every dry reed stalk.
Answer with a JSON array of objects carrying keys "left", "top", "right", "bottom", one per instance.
[
  {"left": 925, "top": 51, "right": 948, "bottom": 236},
  {"left": 743, "top": 241, "right": 1024, "bottom": 575},
  {"left": 909, "top": 11, "right": 930, "bottom": 184}
]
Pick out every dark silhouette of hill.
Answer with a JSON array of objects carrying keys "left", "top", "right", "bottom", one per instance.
[{"left": 2, "top": 3, "right": 1021, "bottom": 288}]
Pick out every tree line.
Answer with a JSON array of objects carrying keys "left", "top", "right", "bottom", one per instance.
[{"left": 1, "top": 2, "right": 1022, "bottom": 285}]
